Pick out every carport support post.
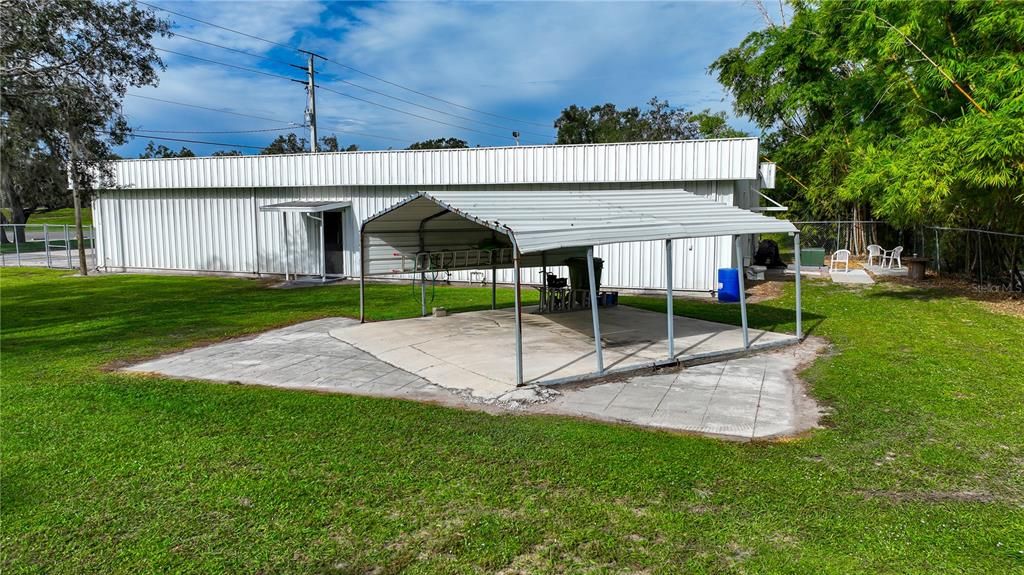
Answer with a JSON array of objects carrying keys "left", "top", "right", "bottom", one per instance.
[
  {"left": 358, "top": 231, "right": 366, "bottom": 323},
  {"left": 665, "top": 239, "right": 674, "bottom": 359},
  {"left": 420, "top": 272, "right": 427, "bottom": 317},
  {"left": 513, "top": 251, "right": 524, "bottom": 386},
  {"left": 282, "top": 212, "right": 289, "bottom": 280},
  {"left": 587, "top": 246, "right": 604, "bottom": 373},
  {"left": 734, "top": 236, "right": 750, "bottom": 349},
  {"left": 490, "top": 259, "right": 496, "bottom": 310},
  {"left": 794, "top": 232, "right": 803, "bottom": 338}
]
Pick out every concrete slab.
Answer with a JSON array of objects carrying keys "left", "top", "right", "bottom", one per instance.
[
  {"left": 122, "top": 315, "right": 825, "bottom": 441},
  {"left": 329, "top": 305, "right": 795, "bottom": 396},
  {"left": 864, "top": 264, "right": 908, "bottom": 277},
  {"left": 830, "top": 269, "right": 874, "bottom": 284}
]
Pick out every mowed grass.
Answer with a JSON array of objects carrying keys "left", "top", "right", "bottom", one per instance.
[
  {"left": 1, "top": 207, "right": 93, "bottom": 227},
  {"left": 2, "top": 267, "right": 1022, "bottom": 574}
]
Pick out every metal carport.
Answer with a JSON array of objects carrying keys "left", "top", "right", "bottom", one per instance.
[{"left": 358, "top": 189, "right": 802, "bottom": 386}]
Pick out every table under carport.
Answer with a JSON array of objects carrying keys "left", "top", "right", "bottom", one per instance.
[{"left": 356, "top": 189, "right": 803, "bottom": 387}]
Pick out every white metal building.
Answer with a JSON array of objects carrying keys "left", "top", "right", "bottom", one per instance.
[{"left": 94, "top": 138, "right": 781, "bottom": 292}]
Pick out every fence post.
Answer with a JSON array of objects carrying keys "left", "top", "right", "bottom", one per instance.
[
  {"left": 977, "top": 230, "right": 983, "bottom": 284},
  {"left": 14, "top": 226, "right": 21, "bottom": 266},
  {"left": 90, "top": 225, "right": 96, "bottom": 270},
  {"left": 934, "top": 228, "right": 941, "bottom": 276},
  {"left": 65, "top": 224, "right": 72, "bottom": 269},
  {"left": 44, "top": 224, "right": 51, "bottom": 267}
]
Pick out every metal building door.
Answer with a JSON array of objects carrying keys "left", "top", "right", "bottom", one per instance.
[{"left": 324, "top": 211, "right": 345, "bottom": 275}]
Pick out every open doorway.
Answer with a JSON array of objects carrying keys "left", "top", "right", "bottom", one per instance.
[{"left": 324, "top": 211, "right": 344, "bottom": 275}]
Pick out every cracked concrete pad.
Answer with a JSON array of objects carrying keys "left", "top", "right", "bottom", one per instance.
[
  {"left": 329, "top": 306, "right": 795, "bottom": 395},
  {"left": 122, "top": 314, "right": 826, "bottom": 441}
]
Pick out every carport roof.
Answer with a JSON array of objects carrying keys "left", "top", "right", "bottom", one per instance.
[{"left": 364, "top": 189, "right": 797, "bottom": 254}]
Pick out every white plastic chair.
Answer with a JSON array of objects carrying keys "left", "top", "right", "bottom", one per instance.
[
  {"left": 882, "top": 246, "right": 903, "bottom": 269},
  {"left": 830, "top": 249, "right": 851, "bottom": 273},
  {"left": 866, "top": 244, "right": 884, "bottom": 267}
]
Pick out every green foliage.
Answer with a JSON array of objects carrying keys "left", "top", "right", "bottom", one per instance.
[
  {"left": 554, "top": 98, "right": 747, "bottom": 144},
  {"left": 138, "top": 141, "right": 195, "bottom": 159},
  {"left": 711, "top": 0, "right": 1024, "bottom": 230},
  {"left": 0, "top": 0, "right": 167, "bottom": 225},
  {"left": 407, "top": 137, "right": 470, "bottom": 150},
  {"left": 260, "top": 133, "right": 354, "bottom": 155}
]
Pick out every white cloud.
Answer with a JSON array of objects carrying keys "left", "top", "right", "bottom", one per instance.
[{"left": 119, "top": 0, "right": 767, "bottom": 155}]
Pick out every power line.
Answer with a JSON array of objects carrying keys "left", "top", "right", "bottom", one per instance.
[
  {"left": 154, "top": 47, "right": 304, "bottom": 83},
  {"left": 124, "top": 93, "right": 409, "bottom": 145},
  {"left": 125, "top": 93, "right": 303, "bottom": 125},
  {"left": 167, "top": 31, "right": 303, "bottom": 68},
  {"left": 139, "top": 1, "right": 554, "bottom": 131},
  {"left": 132, "top": 126, "right": 299, "bottom": 135},
  {"left": 139, "top": 1, "right": 297, "bottom": 52},
  {"left": 123, "top": 132, "right": 265, "bottom": 150},
  {"left": 320, "top": 58, "right": 554, "bottom": 130},
  {"left": 316, "top": 84, "right": 515, "bottom": 141},
  {"left": 158, "top": 41, "right": 547, "bottom": 140},
  {"left": 322, "top": 74, "right": 552, "bottom": 139}
]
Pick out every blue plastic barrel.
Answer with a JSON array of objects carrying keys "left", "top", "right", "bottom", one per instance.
[{"left": 717, "top": 268, "right": 740, "bottom": 302}]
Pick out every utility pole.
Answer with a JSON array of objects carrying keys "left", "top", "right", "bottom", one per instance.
[{"left": 291, "top": 50, "right": 325, "bottom": 152}]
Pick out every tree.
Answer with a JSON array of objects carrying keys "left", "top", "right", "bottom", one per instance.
[
  {"left": 407, "top": 137, "right": 469, "bottom": 150},
  {"left": 1, "top": 0, "right": 167, "bottom": 271},
  {"left": 138, "top": 141, "right": 195, "bottom": 159},
  {"left": 317, "top": 134, "right": 358, "bottom": 152},
  {"left": 261, "top": 133, "right": 307, "bottom": 155},
  {"left": 553, "top": 98, "right": 747, "bottom": 144},
  {"left": 261, "top": 133, "right": 355, "bottom": 154},
  {"left": 710, "top": 1, "right": 1024, "bottom": 232},
  {"left": 211, "top": 150, "right": 243, "bottom": 157}
]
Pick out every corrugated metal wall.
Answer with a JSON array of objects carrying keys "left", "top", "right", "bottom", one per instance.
[
  {"left": 95, "top": 181, "right": 738, "bottom": 291},
  {"left": 113, "top": 139, "right": 759, "bottom": 190}
]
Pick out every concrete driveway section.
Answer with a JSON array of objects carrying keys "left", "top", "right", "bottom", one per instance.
[
  {"left": 539, "top": 341, "right": 824, "bottom": 439},
  {"left": 125, "top": 318, "right": 455, "bottom": 402},
  {"left": 329, "top": 306, "right": 795, "bottom": 395},
  {"left": 123, "top": 315, "right": 822, "bottom": 441}
]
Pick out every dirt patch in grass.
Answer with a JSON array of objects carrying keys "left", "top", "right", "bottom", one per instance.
[
  {"left": 875, "top": 274, "right": 1024, "bottom": 318},
  {"left": 746, "top": 280, "right": 785, "bottom": 303},
  {"left": 857, "top": 489, "right": 1004, "bottom": 504}
]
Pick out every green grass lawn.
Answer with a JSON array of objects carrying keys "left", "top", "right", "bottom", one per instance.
[
  {"left": 1, "top": 207, "right": 93, "bottom": 227},
  {"left": 2, "top": 268, "right": 1022, "bottom": 574}
]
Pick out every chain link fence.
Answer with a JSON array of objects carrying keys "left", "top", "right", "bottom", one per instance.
[
  {"left": 0, "top": 224, "right": 97, "bottom": 270},
  {"left": 762, "top": 221, "right": 1023, "bottom": 293}
]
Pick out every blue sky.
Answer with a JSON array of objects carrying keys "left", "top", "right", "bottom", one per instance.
[{"left": 119, "top": 0, "right": 774, "bottom": 157}]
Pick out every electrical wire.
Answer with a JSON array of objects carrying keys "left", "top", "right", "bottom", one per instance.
[
  {"left": 122, "top": 132, "right": 265, "bottom": 150},
  {"left": 154, "top": 47, "right": 304, "bottom": 83},
  {"left": 139, "top": 1, "right": 554, "bottom": 130},
  {"left": 322, "top": 74, "right": 552, "bottom": 139},
  {"left": 155, "top": 46, "right": 541, "bottom": 141},
  {"left": 167, "top": 31, "right": 304, "bottom": 68},
  {"left": 320, "top": 58, "right": 554, "bottom": 130},
  {"left": 125, "top": 93, "right": 303, "bottom": 125},
  {"left": 139, "top": 1, "right": 299, "bottom": 52},
  {"left": 131, "top": 126, "right": 300, "bottom": 135},
  {"left": 125, "top": 94, "right": 410, "bottom": 144},
  {"left": 317, "top": 84, "right": 514, "bottom": 141}
]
